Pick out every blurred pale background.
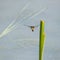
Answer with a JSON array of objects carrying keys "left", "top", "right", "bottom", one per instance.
[{"left": 0, "top": 0, "right": 60, "bottom": 60}]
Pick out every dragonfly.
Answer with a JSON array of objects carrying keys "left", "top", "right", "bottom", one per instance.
[{"left": 24, "top": 24, "right": 39, "bottom": 32}]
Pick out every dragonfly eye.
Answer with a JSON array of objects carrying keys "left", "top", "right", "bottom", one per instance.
[{"left": 32, "top": 29, "right": 34, "bottom": 32}]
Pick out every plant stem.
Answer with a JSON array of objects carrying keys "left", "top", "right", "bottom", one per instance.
[{"left": 39, "top": 20, "right": 45, "bottom": 60}]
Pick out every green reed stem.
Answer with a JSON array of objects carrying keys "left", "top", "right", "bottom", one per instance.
[{"left": 39, "top": 20, "right": 45, "bottom": 60}]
